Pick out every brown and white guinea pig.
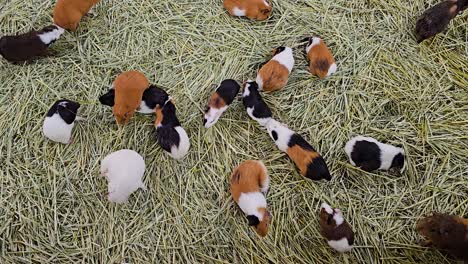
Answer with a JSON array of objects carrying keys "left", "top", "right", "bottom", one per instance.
[
  {"left": 265, "top": 119, "right": 331, "bottom": 181},
  {"left": 223, "top": 0, "right": 272, "bottom": 21},
  {"left": 416, "top": 0, "right": 467, "bottom": 43},
  {"left": 0, "top": 25, "right": 64, "bottom": 63},
  {"left": 203, "top": 79, "right": 240, "bottom": 128},
  {"left": 99, "top": 84, "right": 169, "bottom": 114},
  {"left": 319, "top": 203, "right": 354, "bottom": 253},
  {"left": 154, "top": 99, "right": 190, "bottom": 160},
  {"left": 305, "top": 37, "right": 337, "bottom": 79},
  {"left": 242, "top": 80, "right": 272, "bottom": 127},
  {"left": 344, "top": 136, "right": 405, "bottom": 172},
  {"left": 230, "top": 160, "right": 271, "bottom": 237},
  {"left": 53, "top": 0, "right": 100, "bottom": 31},
  {"left": 256, "top": 46, "right": 294, "bottom": 92},
  {"left": 416, "top": 212, "right": 468, "bottom": 260},
  {"left": 42, "top": 99, "right": 81, "bottom": 144}
]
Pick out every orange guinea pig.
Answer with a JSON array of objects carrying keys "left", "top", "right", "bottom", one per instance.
[
  {"left": 223, "top": 0, "right": 272, "bottom": 21},
  {"left": 305, "top": 37, "right": 337, "bottom": 79},
  {"left": 112, "top": 71, "right": 150, "bottom": 125},
  {"left": 53, "top": 0, "right": 100, "bottom": 31},
  {"left": 230, "top": 160, "right": 271, "bottom": 237}
]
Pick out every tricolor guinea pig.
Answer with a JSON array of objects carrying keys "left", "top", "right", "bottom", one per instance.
[
  {"left": 100, "top": 149, "right": 146, "bottom": 204},
  {"left": 305, "top": 37, "right": 337, "bottom": 79},
  {"left": 242, "top": 80, "right": 272, "bottom": 127},
  {"left": 53, "top": 0, "right": 100, "bottom": 31},
  {"left": 230, "top": 160, "right": 271, "bottom": 237},
  {"left": 42, "top": 99, "right": 81, "bottom": 144},
  {"left": 203, "top": 79, "right": 240, "bottom": 128},
  {"left": 319, "top": 203, "right": 354, "bottom": 253},
  {"left": 256, "top": 46, "right": 294, "bottom": 92},
  {"left": 265, "top": 119, "right": 331, "bottom": 181},
  {"left": 416, "top": 212, "right": 468, "bottom": 260},
  {"left": 223, "top": 0, "right": 272, "bottom": 21},
  {"left": 344, "top": 136, "right": 405, "bottom": 172},
  {"left": 416, "top": 0, "right": 467, "bottom": 43},
  {"left": 155, "top": 99, "right": 190, "bottom": 160},
  {"left": 0, "top": 25, "right": 64, "bottom": 63}
]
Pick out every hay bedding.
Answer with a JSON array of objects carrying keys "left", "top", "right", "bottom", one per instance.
[{"left": 0, "top": 0, "right": 467, "bottom": 263}]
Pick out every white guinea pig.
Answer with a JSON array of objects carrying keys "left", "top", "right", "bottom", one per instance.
[
  {"left": 42, "top": 99, "right": 81, "bottom": 144},
  {"left": 100, "top": 149, "right": 146, "bottom": 204}
]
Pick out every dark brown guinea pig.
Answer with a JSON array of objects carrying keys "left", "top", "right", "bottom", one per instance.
[{"left": 319, "top": 203, "right": 354, "bottom": 253}]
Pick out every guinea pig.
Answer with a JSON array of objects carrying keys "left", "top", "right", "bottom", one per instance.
[
  {"left": 204, "top": 79, "right": 240, "bottom": 128},
  {"left": 416, "top": 212, "right": 468, "bottom": 260},
  {"left": 242, "top": 80, "right": 272, "bottom": 127},
  {"left": 155, "top": 99, "right": 190, "bottom": 160},
  {"left": 415, "top": 0, "right": 467, "bottom": 43},
  {"left": 256, "top": 46, "right": 294, "bottom": 92},
  {"left": 230, "top": 160, "right": 271, "bottom": 237},
  {"left": 319, "top": 203, "right": 354, "bottom": 253},
  {"left": 344, "top": 136, "right": 405, "bottom": 172},
  {"left": 305, "top": 37, "right": 337, "bottom": 79},
  {"left": 0, "top": 25, "right": 64, "bottom": 63},
  {"left": 42, "top": 99, "right": 81, "bottom": 144},
  {"left": 223, "top": 0, "right": 272, "bottom": 21},
  {"left": 265, "top": 119, "right": 331, "bottom": 181},
  {"left": 100, "top": 149, "right": 146, "bottom": 204},
  {"left": 53, "top": 0, "right": 100, "bottom": 31}
]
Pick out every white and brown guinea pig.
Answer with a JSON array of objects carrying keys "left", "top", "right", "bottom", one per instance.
[
  {"left": 53, "top": 0, "right": 100, "bottom": 31},
  {"left": 319, "top": 203, "right": 354, "bottom": 253},
  {"left": 344, "top": 136, "right": 405, "bottom": 172},
  {"left": 256, "top": 46, "right": 294, "bottom": 92},
  {"left": 242, "top": 80, "right": 272, "bottom": 127},
  {"left": 42, "top": 99, "right": 81, "bottom": 144},
  {"left": 155, "top": 99, "right": 190, "bottom": 160},
  {"left": 204, "top": 79, "right": 240, "bottom": 128},
  {"left": 100, "top": 149, "right": 146, "bottom": 204},
  {"left": 266, "top": 119, "right": 331, "bottom": 181},
  {"left": 416, "top": 212, "right": 468, "bottom": 261},
  {"left": 0, "top": 25, "right": 64, "bottom": 63},
  {"left": 305, "top": 37, "right": 337, "bottom": 79},
  {"left": 230, "top": 160, "right": 271, "bottom": 237},
  {"left": 223, "top": 0, "right": 272, "bottom": 21}
]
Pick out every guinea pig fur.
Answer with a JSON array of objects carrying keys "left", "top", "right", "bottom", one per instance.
[
  {"left": 305, "top": 37, "right": 337, "bottom": 79},
  {"left": 223, "top": 0, "right": 272, "bottom": 21},
  {"left": 242, "top": 80, "right": 272, "bottom": 127},
  {"left": 204, "top": 79, "right": 240, "bottom": 128},
  {"left": 266, "top": 119, "right": 331, "bottom": 181},
  {"left": 111, "top": 71, "right": 150, "bottom": 125},
  {"left": 416, "top": 212, "right": 468, "bottom": 260},
  {"left": 230, "top": 160, "right": 271, "bottom": 237},
  {"left": 344, "top": 136, "right": 405, "bottom": 172},
  {"left": 256, "top": 46, "right": 294, "bottom": 92},
  {"left": 0, "top": 25, "right": 64, "bottom": 63},
  {"left": 53, "top": 0, "right": 100, "bottom": 31},
  {"left": 155, "top": 99, "right": 190, "bottom": 160},
  {"left": 319, "top": 203, "right": 354, "bottom": 253},
  {"left": 42, "top": 99, "right": 80, "bottom": 144},
  {"left": 416, "top": 0, "right": 467, "bottom": 43},
  {"left": 100, "top": 149, "right": 146, "bottom": 204}
]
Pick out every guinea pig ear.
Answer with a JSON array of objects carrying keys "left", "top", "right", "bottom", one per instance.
[
  {"left": 99, "top": 89, "right": 115, "bottom": 107},
  {"left": 261, "top": 8, "right": 270, "bottom": 15},
  {"left": 271, "top": 130, "right": 278, "bottom": 141},
  {"left": 58, "top": 105, "right": 77, "bottom": 124},
  {"left": 246, "top": 215, "right": 260, "bottom": 226}
]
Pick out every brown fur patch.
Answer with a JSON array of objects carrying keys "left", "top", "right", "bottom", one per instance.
[
  {"left": 230, "top": 160, "right": 267, "bottom": 202},
  {"left": 319, "top": 208, "right": 354, "bottom": 244},
  {"left": 208, "top": 92, "right": 226, "bottom": 109},
  {"left": 307, "top": 39, "right": 335, "bottom": 79},
  {"left": 154, "top": 105, "right": 163, "bottom": 126},
  {"left": 286, "top": 145, "right": 321, "bottom": 177},
  {"left": 53, "top": 0, "right": 100, "bottom": 31},
  {"left": 258, "top": 60, "right": 290, "bottom": 92},
  {"left": 223, "top": 0, "right": 272, "bottom": 21}
]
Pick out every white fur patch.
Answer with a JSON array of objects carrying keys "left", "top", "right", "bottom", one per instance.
[
  {"left": 204, "top": 105, "right": 228, "bottom": 128},
  {"left": 328, "top": 237, "right": 352, "bottom": 252},
  {"left": 43, "top": 114, "right": 74, "bottom": 144},
  {"left": 100, "top": 149, "right": 146, "bottom": 204},
  {"left": 326, "top": 63, "right": 337, "bottom": 76},
  {"left": 246, "top": 107, "right": 271, "bottom": 127},
  {"left": 263, "top": 0, "right": 270, "bottom": 7},
  {"left": 265, "top": 119, "right": 294, "bottom": 152},
  {"left": 232, "top": 7, "right": 246, "bottom": 16},
  {"left": 272, "top": 47, "right": 294, "bottom": 73},
  {"left": 169, "top": 126, "right": 190, "bottom": 160},
  {"left": 333, "top": 210, "right": 344, "bottom": 226},
  {"left": 138, "top": 101, "right": 154, "bottom": 114},
  {"left": 254, "top": 76, "right": 264, "bottom": 91},
  {"left": 320, "top": 203, "right": 333, "bottom": 214},
  {"left": 305, "top": 37, "right": 321, "bottom": 54},
  {"left": 238, "top": 192, "right": 267, "bottom": 220},
  {"left": 38, "top": 26, "right": 64, "bottom": 45},
  {"left": 256, "top": 161, "right": 270, "bottom": 193},
  {"left": 242, "top": 81, "right": 253, "bottom": 96}
]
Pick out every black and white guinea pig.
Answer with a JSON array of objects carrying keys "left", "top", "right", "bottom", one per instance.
[
  {"left": 42, "top": 99, "right": 81, "bottom": 144},
  {"left": 99, "top": 85, "right": 169, "bottom": 114},
  {"left": 319, "top": 203, "right": 354, "bottom": 253},
  {"left": 204, "top": 79, "right": 240, "bottom": 128},
  {"left": 242, "top": 80, "right": 272, "bottom": 127},
  {"left": 0, "top": 25, "right": 64, "bottom": 63},
  {"left": 344, "top": 136, "right": 405, "bottom": 172},
  {"left": 155, "top": 99, "right": 190, "bottom": 160}
]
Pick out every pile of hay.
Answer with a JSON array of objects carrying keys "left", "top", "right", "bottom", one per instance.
[{"left": 0, "top": 0, "right": 466, "bottom": 263}]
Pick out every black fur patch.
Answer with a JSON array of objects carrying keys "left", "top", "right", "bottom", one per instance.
[
  {"left": 273, "top": 46, "right": 286, "bottom": 56},
  {"left": 390, "top": 153, "right": 405, "bottom": 169},
  {"left": 271, "top": 130, "right": 278, "bottom": 141},
  {"left": 247, "top": 215, "right": 260, "bottom": 226},
  {"left": 313, "top": 58, "right": 330, "bottom": 73},
  {"left": 142, "top": 85, "right": 169, "bottom": 110},
  {"left": 415, "top": 0, "right": 458, "bottom": 43},
  {"left": 99, "top": 89, "right": 115, "bottom": 107},
  {"left": 0, "top": 28, "right": 49, "bottom": 62},
  {"left": 217, "top": 79, "right": 240, "bottom": 105},
  {"left": 305, "top": 156, "right": 331, "bottom": 181},
  {"left": 350, "top": 140, "right": 382, "bottom": 172},
  {"left": 47, "top": 99, "right": 80, "bottom": 124},
  {"left": 242, "top": 82, "right": 272, "bottom": 119},
  {"left": 287, "top": 133, "right": 316, "bottom": 151},
  {"left": 159, "top": 101, "right": 181, "bottom": 127},
  {"left": 156, "top": 126, "right": 181, "bottom": 152}
]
